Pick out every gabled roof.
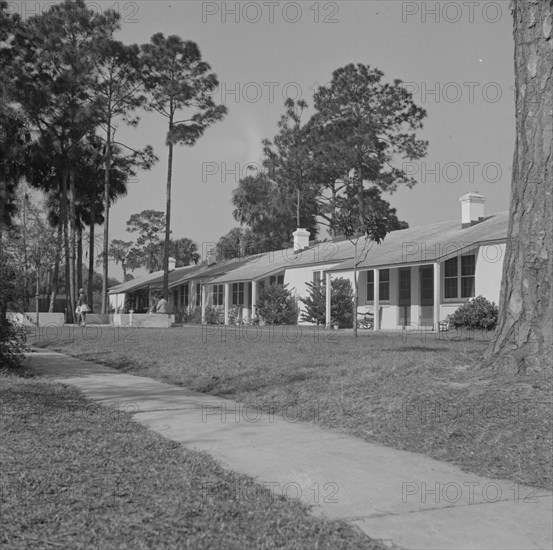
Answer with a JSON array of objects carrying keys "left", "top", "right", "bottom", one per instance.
[
  {"left": 109, "top": 212, "right": 509, "bottom": 291},
  {"left": 108, "top": 269, "right": 165, "bottom": 295},
  {"left": 207, "top": 240, "right": 359, "bottom": 285},
  {"left": 168, "top": 264, "right": 212, "bottom": 288},
  {"left": 329, "top": 211, "right": 509, "bottom": 272},
  {"left": 108, "top": 264, "right": 202, "bottom": 294},
  {"left": 108, "top": 256, "right": 257, "bottom": 294}
]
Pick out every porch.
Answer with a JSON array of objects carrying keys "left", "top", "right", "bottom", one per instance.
[{"left": 326, "top": 260, "right": 474, "bottom": 331}]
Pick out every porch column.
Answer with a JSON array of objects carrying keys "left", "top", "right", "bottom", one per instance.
[
  {"left": 325, "top": 272, "right": 331, "bottom": 328},
  {"left": 224, "top": 283, "right": 230, "bottom": 324},
  {"left": 251, "top": 281, "right": 257, "bottom": 320},
  {"left": 243, "top": 282, "right": 250, "bottom": 323},
  {"left": 433, "top": 262, "right": 441, "bottom": 330},
  {"left": 201, "top": 285, "right": 207, "bottom": 323},
  {"left": 374, "top": 268, "right": 380, "bottom": 331}
]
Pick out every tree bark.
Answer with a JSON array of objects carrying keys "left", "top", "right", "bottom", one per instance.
[
  {"left": 77, "top": 224, "right": 83, "bottom": 292},
  {"left": 352, "top": 240, "right": 358, "bottom": 338},
  {"left": 60, "top": 170, "right": 71, "bottom": 323},
  {"left": 481, "top": 0, "right": 553, "bottom": 373},
  {"left": 68, "top": 164, "right": 77, "bottom": 322},
  {"left": 48, "top": 224, "right": 62, "bottom": 313},
  {"left": 102, "top": 115, "right": 112, "bottom": 315},
  {"left": 163, "top": 110, "right": 174, "bottom": 300},
  {"left": 88, "top": 211, "right": 95, "bottom": 311},
  {"left": 21, "top": 189, "right": 29, "bottom": 311}
]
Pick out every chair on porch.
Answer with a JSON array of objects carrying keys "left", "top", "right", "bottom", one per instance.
[
  {"left": 356, "top": 306, "right": 374, "bottom": 330},
  {"left": 438, "top": 315, "right": 451, "bottom": 332}
]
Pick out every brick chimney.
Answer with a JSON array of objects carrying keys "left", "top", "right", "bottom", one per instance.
[
  {"left": 206, "top": 249, "right": 217, "bottom": 265},
  {"left": 168, "top": 257, "right": 176, "bottom": 271},
  {"left": 293, "top": 228, "right": 310, "bottom": 252},
  {"left": 460, "top": 192, "right": 485, "bottom": 228}
]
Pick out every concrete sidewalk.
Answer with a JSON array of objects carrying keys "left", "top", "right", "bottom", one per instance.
[{"left": 26, "top": 351, "right": 552, "bottom": 550}]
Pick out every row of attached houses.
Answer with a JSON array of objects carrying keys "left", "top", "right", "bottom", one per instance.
[{"left": 108, "top": 193, "right": 508, "bottom": 330}]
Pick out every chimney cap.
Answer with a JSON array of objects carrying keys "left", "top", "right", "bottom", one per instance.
[{"left": 459, "top": 191, "right": 485, "bottom": 202}]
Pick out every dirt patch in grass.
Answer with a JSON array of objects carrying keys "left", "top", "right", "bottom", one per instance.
[
  {"left": 0, "top": 370, "right": 386, "bottom": 550},
  {"left": 31, "top": 325, "right": 553, "bottom": 490}
]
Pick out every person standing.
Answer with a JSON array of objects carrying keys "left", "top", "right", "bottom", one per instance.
[
  {"left": 155, "top": 295, "right": 168, "bottom": 314},
  {"left": 76, "top": 288, "right": 89, "bottom": 326}
]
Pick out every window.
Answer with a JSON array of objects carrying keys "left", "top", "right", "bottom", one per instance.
[
  {"left": 444, "top": 258, "right": 458, "bottom": 299},
  {"left": 232, "top": 282, "right": 244, "bottom": 305},
  {"left": 461, "top": 255, "right": 476, "bottom": 298},
  {"left": 379, "top": 269, "right": 390, "bottom": 301},
  {"left": 269, "top": 274, "right": 284, "bottom": 286},
  {"left": 213, "top": 284, "right": 224, "bottom": 306},
  {"left": 367, "top": 271, "right": 374, "bottom": 301},
  {"left": 443, "top": 255, "right": 475, "bottom": 300},
  {"left": 366, "top": 269, "right": 390, "bottom": 302},
  {"left": 180, "top": 284, "right": 189, "bottom": 307},
  {"left": 399, "top": 269, "right": 411, "bottom": 303}
]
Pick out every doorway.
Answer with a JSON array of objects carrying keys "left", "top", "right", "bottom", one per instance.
[
  {"left": 420, "top": 266, "right": 434, "bottom": 328},
  {"left": 398, "top": 268, "right": 411, "bottom": 326}
]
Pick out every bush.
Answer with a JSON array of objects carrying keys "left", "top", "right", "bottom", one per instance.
[
  {"left": 257, "top": 284, "right": 298, "bottom": 325},
  {"left": 204, "top": 306, "right": 222, "bottom": 325},
  {"left": 0, "top": 247, "right": 29, "bottom": 368},
  {"left": 449, "top": 295, "right": 499, "bottom": 330},
  {"left": 187, "top": 306, "right": 203, "bottom": 324},
  {"left": 300, "top": 277, "right": 354, "bottom": 328},
  {"left": 0, "top": 318, "right": 29, "bottom": 369}
]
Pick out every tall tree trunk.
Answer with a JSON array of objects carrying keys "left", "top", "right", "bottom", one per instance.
[
  {"left": 48, "top": 224, "right": 62, "bottom": 313},
  {"left": 77, "top": 224, "right": 83, "bottom": 292},
  {"left": 88, "top": 211, "right": 95, "bottom": 311},
  {"left": 163, "top": 110, "right": 174, "bottom": 300},
  {"left": 68, "top": 164, "right": 77, "bottom": 322},
  {"left": 35, "top": 264, "right": 40, "bottom": 326},
  {"left": 481, "top": 0, "right": 553, "bottom": 373},
  {"left": 296, "top": 187, "right": 301, "bottom": 228},
  {"left": 21, "top": 188, "right": 29, "bottom": 311},
  {"left": 0, "top": 229, "right": 6, "bottom": 334},
  {"left": 60, "top": 170, "right": 71, "bottom": 322},
  {"left": 352, "top": 240, "right": 358, "bottom": 338},
  {"left": 102, "top": 115, "right": 112, "bottom": 315},
  {"left": 330, "top": 183, "right": 337, "bottom": 238}
]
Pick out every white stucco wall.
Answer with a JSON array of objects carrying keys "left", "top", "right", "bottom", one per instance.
[{"left": 475, "top": 243, "right": 505, "bottom": 304}]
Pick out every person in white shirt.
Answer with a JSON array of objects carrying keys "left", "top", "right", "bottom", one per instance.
[{"left": 155, "top": 296, "right": 168, "bottom": 314}]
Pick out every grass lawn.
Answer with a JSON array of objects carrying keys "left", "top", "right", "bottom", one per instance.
[
  {"left": 0, "top": 369, "right": 386, "bottom": 550},
  {"left": 31, "top": 324, "right": 552, "bottom": 490}
]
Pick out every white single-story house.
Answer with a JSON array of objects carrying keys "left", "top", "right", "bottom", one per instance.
[
  {"left": 325, "top": 192, "right": 507, "bottom": 330},
  {"left": 107, "top": 254, "right": 259, "bottom": 323},
  {"left": 203, "top": 229, "right": 359, "bottom": 324},
  {"left": 108, "top": 193, "right": 507, "bottom": 330}
]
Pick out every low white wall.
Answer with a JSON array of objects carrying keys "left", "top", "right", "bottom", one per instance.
[
  {"left": 7, "top": 312, "right": 65, "bottom": 326},
  {"left": 111, "top": 313, "right": 175, "bottom": 328}
]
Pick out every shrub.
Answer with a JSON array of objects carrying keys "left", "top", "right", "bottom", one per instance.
[
  {"left": 187, "top": 306, "right": 203, "bottom": 324},
  {"left": 0, "top": 317, "right": 29, "bottom": 369},
  {"left": 204, "top": 306, "right": 221, "bottom": 325},
  {"left": 257, "top": 284, "right": 298, "bottom": 325},
  {"left": 0, "top": 247, "right": 29, "bottom": 368},
  {"left": 449, "top": 295, "right": 499, "bottom": 330},
  {"left": 300, "top": 277, "right": 354, "bottom": 328}
]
